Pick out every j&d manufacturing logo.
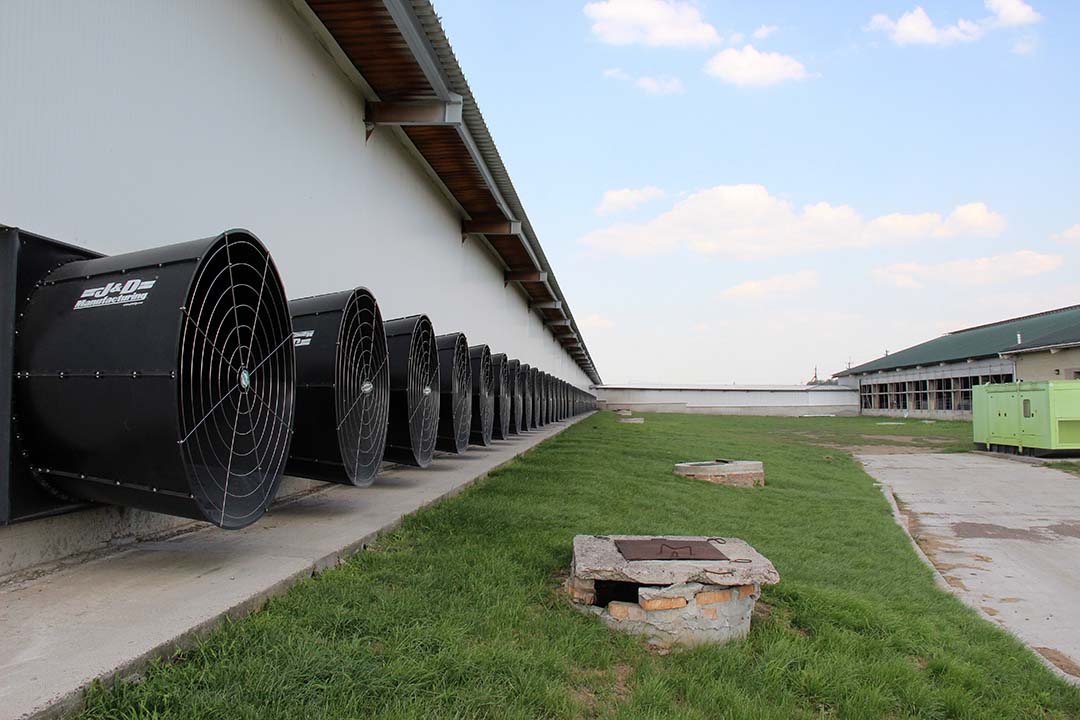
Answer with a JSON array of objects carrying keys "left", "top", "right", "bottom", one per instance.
[
  {"left": 293, "top": 330, "right": 315, "bottom": 347},
  {"left": 73, "top": 278, "right": 156, "bottom": 310}
]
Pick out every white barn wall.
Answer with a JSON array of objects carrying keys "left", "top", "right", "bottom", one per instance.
[{"left": 0, "top": 0, "right": 589, "bottom": 387}]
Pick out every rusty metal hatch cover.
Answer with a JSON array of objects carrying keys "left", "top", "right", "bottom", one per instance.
[{"left": 614, "top": 538, "right": 729, "bottom": 561}]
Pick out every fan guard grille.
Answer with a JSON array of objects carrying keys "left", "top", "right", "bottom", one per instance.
[
  {"left": 492, "top": 354, "right": 510, "bottom": 440},
  {"left": 470, "top": 345, "right": 494, "bottom": 446},
  {"left": 408, "top": 317, "right": 440, "bottom": 464},
  {"left": 178, "top": 233, "right": 295, "bottom": 529},
  {"left": 335, "top": 289, "right": 389, "bottom": 485},
  {"left": 436, "top": 333, "right": 472, "bottom": 454}
]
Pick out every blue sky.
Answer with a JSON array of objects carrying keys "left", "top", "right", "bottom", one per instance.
[{"left": 436, "top": 0, "right": 1079, "bottom": 384}]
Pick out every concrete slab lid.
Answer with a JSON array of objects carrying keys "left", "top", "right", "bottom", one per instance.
[
  {"left": 572, "top": 534, "right": 779, "bottom": 587},
  {"left": 674, "top": 460, "right": 762, "bottom": 475}
]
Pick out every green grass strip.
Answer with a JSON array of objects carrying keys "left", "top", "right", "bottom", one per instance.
[{"left": 80, "top": 414, "right": 1080, "bottom": 719}]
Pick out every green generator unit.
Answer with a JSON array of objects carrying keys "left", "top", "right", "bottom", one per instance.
[{"left": 972, "top": 380, "right": 1080, "bottom": 454}]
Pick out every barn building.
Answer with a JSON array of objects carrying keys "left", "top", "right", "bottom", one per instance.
[{"left": 835, "top": 305, "right": 1080, "bottom": 420}]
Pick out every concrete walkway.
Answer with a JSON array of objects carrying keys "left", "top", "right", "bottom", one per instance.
[
  {"left": 859, "top": 452, "right": 1080, "bottom": 682},
  {"left": 0, "top": 415, "right": 590, "bottom": 720}
]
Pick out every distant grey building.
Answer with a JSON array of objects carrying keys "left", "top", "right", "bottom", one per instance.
[{"left": 835, "top": 305, "right": 1080, "bottom": 420}]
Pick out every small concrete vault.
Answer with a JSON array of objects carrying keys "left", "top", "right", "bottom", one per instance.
[
  {"left": 566, "top": 535, "right": 779, "bottom": 648},
  {"left": 674, "top": 460, "right": 765, "bottom": 487}
]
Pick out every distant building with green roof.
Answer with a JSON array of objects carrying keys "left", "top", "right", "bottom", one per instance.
[{"left": 834, "top": 305, "right": 1080, "bottom": 419}]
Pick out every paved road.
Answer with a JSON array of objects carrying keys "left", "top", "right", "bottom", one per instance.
[{"left": 858, "top": 452, "right": 1080, "bottom": 681}]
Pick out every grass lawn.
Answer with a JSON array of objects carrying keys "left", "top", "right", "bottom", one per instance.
[{"left": 80, "top": 413, "right": 1080, "bottom": 719}]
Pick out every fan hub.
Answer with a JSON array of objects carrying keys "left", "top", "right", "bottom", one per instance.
[{"left": 239, "top": 368, "right": 252, "bottom": 392}]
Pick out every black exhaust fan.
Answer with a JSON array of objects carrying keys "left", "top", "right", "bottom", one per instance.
[
  {"left": 490, "top": 353, "right": 510, "bottom": 440},
  {"left": 469, "top": 344, "right": 494, "bottom": 447},
  {"left": 11, "top": 229, "right": 295, "bottom": 530},
  {"left": 537, "top": 372, "right": 547, "bottom": 428},
  {"left": 383, "top": 315, "right": 439, "bottom": 468},
  {"left": 518, "top": 363, "right": 532, "bottom": 432},
  {"left": 544, "top": 375, "right": 552, "bottom": 425},
  {"left": 286, "top": 288, "right": 389, "bottom": 487},
  {"left": 528, "top": 366, "right": 540, "bottom": 430},
  {"left": 506, "top": 359, "right": 522, "bottom": 435},
  {"left": 435, "top": 332, "right": 471, "bottom": 454},
  {"left": 554, "top": 378, "right": 561, "bottom": 421}
]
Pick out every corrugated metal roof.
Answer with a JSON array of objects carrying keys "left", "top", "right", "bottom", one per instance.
[
  {"left": 1004, "top": 315, "right": 1080, "bottom": 354},
  {"left": 836, "top": 305, "right": 1080, "bottom": 376},
  {"left": 410, "top": 1, "right": 601, "bottom": 384}
]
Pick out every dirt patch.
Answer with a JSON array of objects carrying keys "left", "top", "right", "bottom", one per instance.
[
  {"left": 981, "top": 606, "right": 1000, "bottom": 616},
  {"left": 1043, "top": 522, "right": 1080, "bottom": 539},
  {"left": 571, "top": 686, "right": 599, "bottom": 714},
  {"left": 836, "top": 444, "right": 937, "bottom": 455},
  {"left": 859, "top": 434, "right": 954, "bottom": 445},
  {"left": 944, "top": 575, "right": 969, "bottom": 591},
  {"left": 894, "top": 496, "right": 959, "bottom": 561},
  {"left": 1000, "top": 597, "right": 1022, "bottom": 604},
  {"left": 935, "top": 562, "right": 983, "bottom": 572},
  {"left": 613, "top": 664, "right": 632, "bottom": 701},
  {"left": 951, "top": 522, "right": 1047, "bottom": 541},
  {"left": 571, "top": 664, "right": 633, "bottom": 715},
  {"left": 1035, "top": 647, "right": 1080, "bottom": 678}
]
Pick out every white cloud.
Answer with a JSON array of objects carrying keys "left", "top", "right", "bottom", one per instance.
[
  {"left": 722, "top": 270, "right": 819, "bottom": 299},
  {"left": 872, "top": 250, "right": 1062, "bottom": 289},
  {"left": 986, "top": 0, "right": 1042, "bottom": 27},
  {"left": 936, "top": 202, "right": 1007, "bottom": 237},
  {"left": 728, "top": 32, "right": 745, "bottom": 44},
  {"left": 595, "top": 186, "right": 666, "bottom": 216},
  {"left": 752, "top": 24, "right": 778, "bottom": 39},
  {"left": 704, "top": 45, "right": 809, "bottom": 86},
  {"left": 581, "top": 313, "right": 615, "bottom": 330},
  {"left": 581, "top": 184, "right": 1006, "bottom": 258},
  {"left": 635, "top": 75, "right": 684, "bottom": 94},
  {"left": 584, "top": 0, "right": 721, "bottom": 47},
  {"left": 1053, "top": 223, "right": 1080, "bottom": 244},
  {"left": 867, "top": 7, "right": 982, "bottom": 46},
  {"left": 867, "top": 0, "right": 1041, "bottom": 47},
  {"left": 602, "top": 67, "right": 630, "bottom": 80}
]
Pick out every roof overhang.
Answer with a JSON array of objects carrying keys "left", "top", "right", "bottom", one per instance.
[{"left": 296, "top": 0, "right": 601, "bottom": 383}]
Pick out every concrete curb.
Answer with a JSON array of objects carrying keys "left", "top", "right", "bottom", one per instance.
[{"left": 5, "top": 413, "right": 593, "bottom": 720}]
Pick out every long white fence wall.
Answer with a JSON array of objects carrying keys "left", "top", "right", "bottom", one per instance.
[
  {"left": 596, "top": 386, "right": 860, "bottom": 416},
  {"left": 0, "top": 0, "right": 590, "bottom": 388}
]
